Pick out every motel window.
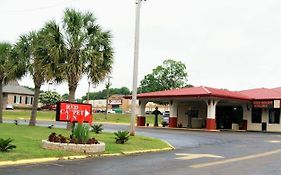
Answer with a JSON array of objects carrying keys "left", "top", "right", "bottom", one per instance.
[
  {"left": 269, "top": 109, "right": 280, "bottom": 124},
  {"left": 25, "top": 96, "right": 33, "bottom": 105},
  {"left": 252, "top": 108, "right": 262, "bottom": 123}
]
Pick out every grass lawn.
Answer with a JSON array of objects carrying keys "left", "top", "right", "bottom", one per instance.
[
  {"left": 3, "top": 110, "right": 162, "bottom": 125},
  {"left": 0, "top": 124, "right": 170, "bottom": 161},
  {"left": 94, "top": 113, "right": 160, "bottom": 125},
  {"left": 3, "top": 110, "right": 56, "bottom": 121}
]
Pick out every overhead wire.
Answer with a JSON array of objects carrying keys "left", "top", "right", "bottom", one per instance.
[{"left": 0, "top": 0, "right": 77, "bottom": 13}]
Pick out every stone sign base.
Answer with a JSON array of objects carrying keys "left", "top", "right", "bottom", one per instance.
[{"left": 42, "top": 140, "right": 105, "bottom": 153}]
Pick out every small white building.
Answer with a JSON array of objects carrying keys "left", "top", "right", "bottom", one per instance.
[{"left": 85, "top": 100, "right": 107, "bottom": 110}]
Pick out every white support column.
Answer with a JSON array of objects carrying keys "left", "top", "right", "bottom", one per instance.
[
  {"left": 138, "top": 100, "right": 147, "bottom": 117},
  {"left": 136, "top": 100, "right": 147, "bottom": 127},
  {"left": 205, "top": 99, "right": 219, "bottom": 130},
  {"left": 169, "top": 100, "right": 179, "bottom": 127},
  {"left": 242, "top": 103, "right": 251, "bottom": 130}
]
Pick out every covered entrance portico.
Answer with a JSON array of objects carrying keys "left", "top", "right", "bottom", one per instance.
[{"left": 134, "top": 86, "right": 251, "bottom": 131}]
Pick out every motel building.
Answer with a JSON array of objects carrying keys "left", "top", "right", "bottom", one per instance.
[{"left": 132, "top": 86, "right": 281, "bottom": 132}]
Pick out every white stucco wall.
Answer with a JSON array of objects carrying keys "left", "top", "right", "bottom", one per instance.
[
  {"left": 177, "top": 102, "right": 206, "bottom": 128},
  {"left": 177, "top": 104, "right": 188, "bottom": 127},
  {"left": 247, "top": 108, "right": 281, "bottom": 132},
  {"left": 266, "top": 109, "right": 281, "bottom": 132}
]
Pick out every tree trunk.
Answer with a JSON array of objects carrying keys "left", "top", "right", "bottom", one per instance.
[
  {"left": 66, "top": 86, "right": 77, "bottom": 130},
  {"left": 0, "top": 80, "right": 3, "bottom": 124},
  {"left": 68, "top": 87, "right": 76, "bottom": 102},
  {"left": 29, "top": 85, "right": 41, "bottom": 126}
]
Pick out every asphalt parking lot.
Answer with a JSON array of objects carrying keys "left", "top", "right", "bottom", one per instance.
[{"left": 2, "top": 121, "right": 281, "bottom": 175}]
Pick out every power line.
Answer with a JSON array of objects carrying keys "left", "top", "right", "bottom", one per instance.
[{"left": 0, "top": 0, "right": 77, "bottom": 13}]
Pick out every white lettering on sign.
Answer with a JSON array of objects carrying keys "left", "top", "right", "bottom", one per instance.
[
  {"left": 57, "top": 102, "right": 92, "bottom": 124},
  {"left": 85, "top": 110, "right": 90, "bottom": 117},
  {"left": 66, "top": 104, "right": 79, "bottom": 110},
  {"left": 60, "top": 105, "right": 90, "bottom": 121}
]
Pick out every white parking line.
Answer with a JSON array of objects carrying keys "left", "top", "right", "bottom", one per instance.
[
  {"left": 265, "top": 140, "right": 281, "bottom": 143},
  {"left": 175, "top": 153, "right": 223, "bottom": 160},
  {"left": 190, "top": 149, "right": 281, "bottom": 168}
]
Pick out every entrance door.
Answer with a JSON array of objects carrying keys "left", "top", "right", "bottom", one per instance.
[{"left": 216, "top": 106, "right": 243, "bottom": 129}]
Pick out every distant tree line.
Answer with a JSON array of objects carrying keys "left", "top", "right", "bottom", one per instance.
[{"left": 81, "top": 87, "right": 130, "bottom": 101}]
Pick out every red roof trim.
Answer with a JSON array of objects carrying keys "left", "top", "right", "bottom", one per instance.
[
  {"left": 136, "top": 94, "right": 250, "bottom": 101},
  {"left": 125, "top": 86, "right": 252, "bottom": 101},
  {"left": 124, "top": 86, "right": 281, "bottom": 101},
  {"left": 202, "top": 86, "right": 211, "bottom": 94}
]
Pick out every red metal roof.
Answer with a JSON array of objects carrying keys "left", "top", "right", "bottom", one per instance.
[
  {"left": 272, "top": 87, "right": 281, "bottom": 93},
  {"left": 135, "top": 86, "right": 251, "bottom": 100},
  {"left": 239, "top": 88, "right": 281, "bottom": 100},
  {"left": 125, "top": 86, "right": 281, "bottom": 101}
]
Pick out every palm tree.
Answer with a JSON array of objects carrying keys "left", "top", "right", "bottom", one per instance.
[
  {"left": 43, "top": 9, "right": 114, "bottom": 129},
  {"left": 0, "top": 42, "right": 26, "bottom": 123},
  {"left": 14, "top": 31, "right": 54, "bottom": 126}
]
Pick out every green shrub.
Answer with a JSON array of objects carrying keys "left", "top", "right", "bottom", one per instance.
[
  {"left": 114, "top": 131, "right": 129, "bottom": 144},
  {"left": 0, "top": 138, "right": 16, "bottom": 152},
  {"left": 13, "top": 106, "right": 32, "bottom": 110},
  {"left": 72, "top": 123, "right": 90, "bottom": 144},
  {"left": 91, "top": 124, "right": 103, "bottom": 134}
]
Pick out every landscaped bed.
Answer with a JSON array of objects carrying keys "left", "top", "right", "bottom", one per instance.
[{"left": 0, "top": 124, "right": 170, "bottom": 161}]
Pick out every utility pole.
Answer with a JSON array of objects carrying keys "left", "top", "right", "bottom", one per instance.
[
  {"left": 105, "top": 76, "right": 111, "bottom": 119},
  {"left": 130, "top": 0, "right": 144, "bottom": 136}
]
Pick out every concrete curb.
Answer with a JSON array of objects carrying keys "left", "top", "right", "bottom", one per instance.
[
  {"left": 137, "top": 126, "right": 220, "bottom": 132},
  {"left": 0, "top": 153, "right": 118, "bottom": 167},
  {"left": 122, "top": 147, "right": 174, "bottom": 155},
  {"left": 0, "top": 147, "right": 174, "bottom": 167},
  {"left": 95, "top": 122, "right": 129, "bottom": 125},
  {"left": 162, "top": 140, "right": 176, "bottom": 150}
]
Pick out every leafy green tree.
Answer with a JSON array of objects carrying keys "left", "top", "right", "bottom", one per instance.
[
  {"left": 139, "top": 59, "right": 189, "bottom": 93},
  {"left": 0, "top": 42, "right": 26, "bottom": 123},
  {"left": 82, "top": 91, "right": 107, "bottom": 100},
  {"left": 76, "top": 99, "right": 83, "bottom": 103},
  {"left": 82, "top": 87, "right": 131, "bottom": 100},
  {"left": 61, "top": 93, "right": 69, "bottom": 101},
  {"left": 39, "top": 91, "right": 61, "bottom": 106},
  {"left": 117, "top": 87, "right": 131, "bottom": 95},
  {"left": 42, "top": 9, "right": 113, "bottom": 129},
  {"left": 14, "top": 31, "right": 54, "bottom": 126}
]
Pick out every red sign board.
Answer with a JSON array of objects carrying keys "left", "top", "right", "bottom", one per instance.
[
  {"left": 108, "top": 99, "right": 122, "bottom": 105},
  {"left": 56, "top": 102, "right": 93, "bottom": 125},
  {"left": 253, "top": 100, "right": 273, "bottom": 108}
]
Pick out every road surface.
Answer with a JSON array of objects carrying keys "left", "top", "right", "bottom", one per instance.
[{"left": 2, "top": 120, "right": 281, "bottom": 175}]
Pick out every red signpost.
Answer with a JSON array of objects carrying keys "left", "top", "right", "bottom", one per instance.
[{"left": 56, "top": 102, "right": 93, "bottom": 125}]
